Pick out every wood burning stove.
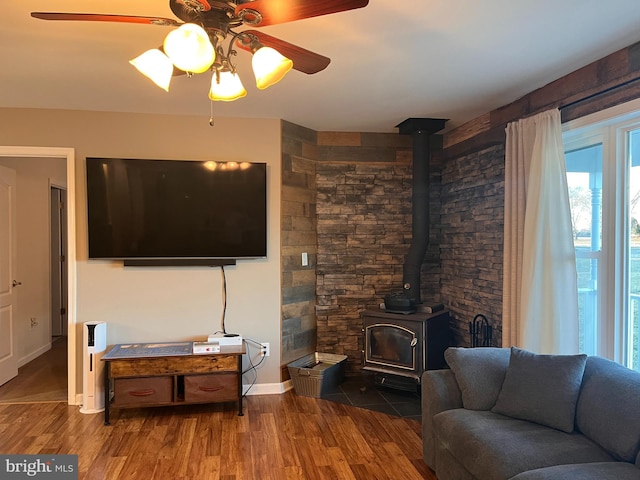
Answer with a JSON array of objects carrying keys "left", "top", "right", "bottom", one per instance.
[
  {"left": 361, "top": 309, "right": 450, "bottom": 391},
  {"left": 359, "top": 118, "right": 451, "bottom": 392}
]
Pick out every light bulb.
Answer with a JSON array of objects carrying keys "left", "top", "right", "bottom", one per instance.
[
  {"left": 252, "top": 46, "right": 293, "bottom": 90},
  {"left": 163, "top": 23, "right": 215, "bottom": 74},
  {"left": 130, "top": 49, "right": 173, "bottom": 91},
  {"left": 209, "top": 71, "right": 247, "bottom": 101}
]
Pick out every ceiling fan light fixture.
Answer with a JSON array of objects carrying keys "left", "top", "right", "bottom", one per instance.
[
  {"left": 251, "top": 46, "right": 293, "bottom": 90},
  {"left": 129, "top": 49, "right": 174, "bottom": 91},
  {"left": 209, "top": 70, "right": 247, "bottom": 101},
  {"left": 31, "top": 1, "right": 372, "bottom": 125},
  {"left": 163, "top": 23, "right": 215, "bottom": 74}
]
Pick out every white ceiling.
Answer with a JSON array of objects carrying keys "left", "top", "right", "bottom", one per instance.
[{"left": 3, "top": 1, "right": 640, "bottom": 134}]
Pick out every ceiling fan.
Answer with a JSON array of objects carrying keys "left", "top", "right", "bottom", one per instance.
[{"left": 30, "top": 0, "right": 370, "bottom": 103}]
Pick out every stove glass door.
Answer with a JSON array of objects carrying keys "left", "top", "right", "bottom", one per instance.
[{"left": 365, "top": 323, "right": 416, "bottom": 371}]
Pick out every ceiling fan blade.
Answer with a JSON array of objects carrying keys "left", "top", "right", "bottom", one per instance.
[
  {"left": 235, "top": 0, "right": 369, "bottom": 27},
  {"left": 31, "top": 12, "right": 181, "bottom": 27},
  {"left": 236, "top": 30, "right": 330, "bottom": 74}
]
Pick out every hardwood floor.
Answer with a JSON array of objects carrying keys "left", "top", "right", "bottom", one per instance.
[
  {"left": 0, "top": 336, "right": 67, "bottom": 403},
  {"left": 0, "top": 391, "right": 436, "bottom": 479},
  {"left": 0, "top": 339, "right": 435, "bottom": 479}
]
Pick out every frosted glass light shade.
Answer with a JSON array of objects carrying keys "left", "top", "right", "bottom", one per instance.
[
  {"left": 209, "top": 71, "right": 247, "bottom": 101},
  {"left": 163, "top": 23, "right": 215, "bottom": 74},
  {"left": 252, "top": 46, "right": 293, "bottom": 90},
  {"left": 129, "top": 49, "right": 173, "bottom": 91}
]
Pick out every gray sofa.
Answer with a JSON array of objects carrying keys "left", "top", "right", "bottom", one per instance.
[{"left": 421, "top": 346, "right": 640, "bottom": 480}]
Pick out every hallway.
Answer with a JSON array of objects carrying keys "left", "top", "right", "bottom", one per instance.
[{"left": 0, "top": 336, "right": 67, "bottom": 403}]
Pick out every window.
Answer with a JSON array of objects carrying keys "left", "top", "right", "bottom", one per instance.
[{"left": 563, "top": 99, "right": 640, "bottom": 370}]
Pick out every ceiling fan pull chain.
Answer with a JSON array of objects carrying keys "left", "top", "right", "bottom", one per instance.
[{"left": 209, "top": 99, "right": 215, "bottom": 127}]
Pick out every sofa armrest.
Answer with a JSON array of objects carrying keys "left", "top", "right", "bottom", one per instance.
[{"left": 422, "top": 369, "right": 463, "bottom": 469}]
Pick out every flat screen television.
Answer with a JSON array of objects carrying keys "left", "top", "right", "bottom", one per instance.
[{"left": 86, "top": 157, "right": 267, "bottom": 264}]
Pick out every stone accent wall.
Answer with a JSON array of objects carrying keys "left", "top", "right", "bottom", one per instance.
[
  {"left": 439, "top": 144, "right": 505, "bottom": 346},
  {"left": 281, "top": 43, "right": 640, "bottom": 371},
  {"left": 315, "top": 132, "right": 415, "bottom": 374},
  {"left": 436, "top": 42, "right": 640, "bottom": 350},
  {"left": 281, "top": 121, "right": 318, "bottom": 371},
  {"left": 281, "top": 123, "right": 504, "bottom": 376}
]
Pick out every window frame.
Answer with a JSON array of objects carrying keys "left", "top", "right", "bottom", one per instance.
[{"left": 563, "top": 97, "right": 640, "bottom": 366}]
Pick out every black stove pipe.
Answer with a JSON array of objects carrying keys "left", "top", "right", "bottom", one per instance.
[{"left": 396, "top": 118, "right": 447, "bottom": 305}]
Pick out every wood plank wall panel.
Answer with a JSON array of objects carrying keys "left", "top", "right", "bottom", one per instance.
[
  {"left": 443, "top": 41, "right": 640, "bottom": 153},
  {"left": 281, "top": 121, "right": 319, "bottom": 372}
]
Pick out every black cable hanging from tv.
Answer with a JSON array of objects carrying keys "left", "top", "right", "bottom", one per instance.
[{"left": 220, "top": 265, "right": 227, "bottom": 334}]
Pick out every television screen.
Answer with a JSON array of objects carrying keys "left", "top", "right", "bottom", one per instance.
[{"left": 86, "top": 158, "right": 267, "bottom": 261}]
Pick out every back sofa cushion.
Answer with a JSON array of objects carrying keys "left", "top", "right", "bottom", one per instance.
[
  {"left": 576, "top": 356, "right": 640, "bottom": 462},
  {"left": 492, "top": 347, "right": 587, "bottom": 433},
  {"left": 444, "top": 347, "right": 510, "bottom": 410}
]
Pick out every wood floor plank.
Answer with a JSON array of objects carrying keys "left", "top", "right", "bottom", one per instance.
[
  {"left": 326, "top": 415, "right": 375, "bottom": 463},
  {"left": 292, "top": 437, "right": 328, "bottom": 480},
  {"left": 0, "top": 391, "right": 437, "bottom": 480},
  {"left": 325, "top": 446, "right": 358, "bottom": 480},
  {"left": 273, "top": 421, "right": 303, "bottom": 468}
]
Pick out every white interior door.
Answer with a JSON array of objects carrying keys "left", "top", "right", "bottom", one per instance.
[{"left": 0, "top": 165, "right": 18, "bottom": 386}]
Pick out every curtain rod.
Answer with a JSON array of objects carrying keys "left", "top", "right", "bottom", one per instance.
[{"left": 560, "top": 75, "right": 640, "bottom": 111}]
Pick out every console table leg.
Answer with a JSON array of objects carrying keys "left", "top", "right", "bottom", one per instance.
[
  {"left": 237, "top": 354, "right": 243, "bottom": 416},
  {"left": 104, "top": 362, "right": 110, "bottom": 425}
]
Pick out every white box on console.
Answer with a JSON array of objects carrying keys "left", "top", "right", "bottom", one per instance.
[
  {"left": 207, "top": 333, "right": 243, "bottom": 346},
  {"left": 192, "top": 342, "right": 221, "bottom": 354}
]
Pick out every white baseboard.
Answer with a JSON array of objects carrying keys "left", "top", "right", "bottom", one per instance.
[
  {"left": 243, "top": 380, "right": 293, "bottom": 396},
  {"left": 18, "top": 343, "right": 51, "bottom": 368},
  {"left": 282, "top": 379, "right": 294, "bottom": 392}
]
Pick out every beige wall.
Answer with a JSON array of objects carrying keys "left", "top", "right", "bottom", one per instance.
[
  {"left": 0, "top": 108, "right": 283, "bottom": 394},
  {"left": 0, "top": 156, "right": 66, "bottom": 364}
]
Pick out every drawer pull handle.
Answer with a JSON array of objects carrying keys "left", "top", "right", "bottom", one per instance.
[
  {"left": 128, "top": 389, "right": 156, "bottom": 397},
  {"left": 199, "top": 385, "right": 224, "bottom": 393}
]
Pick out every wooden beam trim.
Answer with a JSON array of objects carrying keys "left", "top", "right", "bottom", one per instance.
[{"left": 443, "top": 41, "right": 640, "bottom": 149}]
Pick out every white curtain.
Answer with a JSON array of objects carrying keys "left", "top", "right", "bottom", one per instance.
[{"left": 502, "top": 109, "right": 579, "bottom": 354}]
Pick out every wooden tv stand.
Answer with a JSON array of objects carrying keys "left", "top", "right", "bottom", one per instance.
[{"left": 102, "top": 342, "right": 245, "bottom": 425}]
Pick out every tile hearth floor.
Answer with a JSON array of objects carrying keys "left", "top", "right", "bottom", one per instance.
[{"left": 320, "top": 374, "right": 422, "bottom": 422}]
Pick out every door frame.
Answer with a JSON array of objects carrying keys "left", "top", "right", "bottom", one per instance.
[
  {"left": 50, "top": 185, "right": 68, "bottom": 337},
  {"left": 0, "top": 146, "right": 77, "bottom": 405}
]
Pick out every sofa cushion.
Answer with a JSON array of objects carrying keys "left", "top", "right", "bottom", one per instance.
[
  {"left": 435, "top": 439, "right": 477, "bottom": 480},
  {"left": 576, "top": 356, "right": 640, "bottom": 462},
  {"left": 433, "top": 409, "right": 614, "bottom": 480},
  {"left": 492, "top": 347, "right": 586, "bottom": 432},
  {"left": 509, "top": 462, "right": 640, "bottom": 480},
  {"left": 421, "top": 369, "right": 463, "bottom": 469},
  {"left": 444, "top": 347, "right": 510, "bottom": 410}
]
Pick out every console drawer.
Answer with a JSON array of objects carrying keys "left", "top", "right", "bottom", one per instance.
[
  {"left": 184, "top": 374, "right": 237, "bottom": 403},
  {"left": 113, "top": 376, "right": 173, "bottom": 407}
]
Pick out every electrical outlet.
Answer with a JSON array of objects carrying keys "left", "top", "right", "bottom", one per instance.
[
  {"left": 30, "top": 317, "right": 38, "bottom": 328},
  {"left": 260, "top": 342, "right": 270, "bottom": 357}
]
